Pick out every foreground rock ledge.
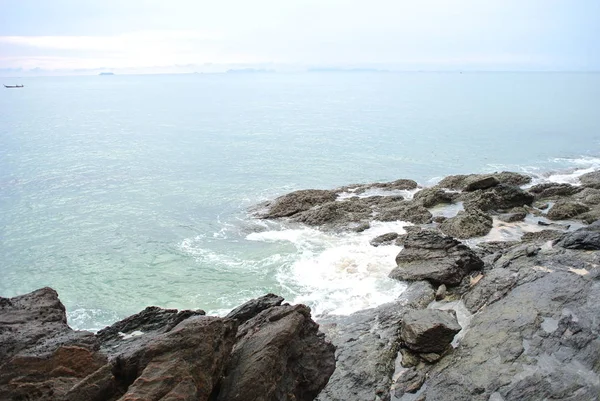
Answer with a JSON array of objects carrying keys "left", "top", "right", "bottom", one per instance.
[{"left": 0, "top": 290, "right": 335, "bottom": 401}]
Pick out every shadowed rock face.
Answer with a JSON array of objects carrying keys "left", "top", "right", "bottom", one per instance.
[
  {"left": 400, "top": 309, "right": 461, "bottom": 353},
  {"left": 389, "top": 230, "right": 484, "bottom": 286},
  {"left": 554, "top": 220, "right": 600, "bottom": 250},
  {"left": 0, "top": 290, "right": 335, "bottom": 401},
  {"left": 462, "top": 184, "right": 535, "bottom": 212}
]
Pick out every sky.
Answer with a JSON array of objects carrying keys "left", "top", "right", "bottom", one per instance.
[{"left": 0, "top": 0, "right": 599, "bottom": 75}]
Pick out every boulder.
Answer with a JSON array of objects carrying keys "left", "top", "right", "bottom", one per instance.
[
  {"left": 218, "top": 304, "right": 336, "bottom": 401},
  {"left": 462, "top": 184, "right": 534, "bottom": 212},
  {"left": 389, "top": 230, "right": 484, "bottom": 286},
  {"left": 579, "top": 170, "right": 600, "bottom": 189},
  {"left": 498, "top": 211, "right": 527, "bottom": 222},
  {"left": 225, "top": 293, "right": 284, "bottom": 324},
  {"left": 554, "top": 220, "right": 600, "bottom": 250},
  {"left": 438, "top": 172, "right": 531, "bottom": 190},
  {"left": 521, "top": 229, "right": 563, "bottom": 242},
  {"left": 376, "top": 201, "right": 432, "bottom": 224},
  {"left": 492, "top": 171, "right": 532, "bottom": 186},
  {"left": 463, "top": 176, "right": 499, "bottom": 192},
  {"left": 369, "top": 232, "right": 400, "bottom": 247},
  {"left": 351, "top": 178, "right": 418, "bottom": 193},
  {"left": 400, "top": 309, "right": 461, "bottom": 353},
  {"left": 439, "top": 208, "right": 493, "bottom": 239},
  {"left": 259, "top": 189, "right": 337, "bottom": 218},
  {"left": 413, "top": 187, "right": 455, "bottom": 208},
  {"left": 316, "top": 281, "right": 434, "bottom": 401},
  {"left": 572, "top": 187, "right": 600, "bottom": 205},
  {"left": 528, "top": 183, "right": 582, "bottom": 200},
  {"left": 292, "top": 198, "right": 371, "bottom": 228},
  {"left": 546, "top": 199, "right": 590, "bottom": 220}
]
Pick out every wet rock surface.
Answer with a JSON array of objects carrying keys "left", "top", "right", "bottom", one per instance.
[
  {"left": 0, "top": 291, "right": 335, "bottom": 401},
  {"left": 389, "top": 230, "right": 484, "bottom": 286},
  {"left": 439, "top": 208, "right": 493, "bottom": 239}
]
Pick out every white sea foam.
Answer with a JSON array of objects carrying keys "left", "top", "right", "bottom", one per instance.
[
  {"left": 337, "top": 188, "right": 419, "bottom": 200},
  {"left": 247, "top": 221, "right": 411, "bottom": 316}
]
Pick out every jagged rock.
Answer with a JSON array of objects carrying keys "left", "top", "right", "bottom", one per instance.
[
  {"left": 219, "top": 304, "right": 335, "bottom": 401},
  {"left": 376, "top": 201, "right": 433, "bottom": 224},
  {"left": 400, "top": 309, "right": 461, "bottom": 353},
  {"left": 293, "top": 198, "right": 372, "bottom": 228},
  {"left": 417, "top": 249, "right": 600, "bottom": 401},
  {"left": 258, "top": 189, "right": 337, "bottom": 218},
  {"left": 546, "top": 199, "right": 590, "bottom": 220},
  {"left": 462, "top": 268, "right": 518, "bottom": 313},
  {"left": 389, "top": 230, "right": 484, "bottom": 286},
  {"left": 349, "top": 179, "right": 418, "bottom": 193},
  {"left": 475, "top": 241, "right": 521, "bottom": 255},
  {"left": 393, "top": 368, "right": 426, "bottom": 398},
  {"left": 579, "top": 170, "right": 600, "bottom": 189},
  {"left": 462, "top": 184, "right": 535, "bottom": 212},
  {"left": 554, "top": 220, "right": 600, "bottom": 250},
  {"left": 498, "top": 211, "right": 527, "bottom": 222},
  {"left": 438, "top": 172, "right": 531, "bottom": 190},
  {"left": 439, "top": 208, "right": 493, "bottom": 239},
  {"left": 225, "top": 293, "right": 284, "bottom": 324},
  {"left": 370, "top": 232, "right": 400, "bottom": 247},
  {"left": 413, "top": 187, "right": 455, "bottom": 208},
  {"left": 316, "top": 281, "right": 434, "bottom": 401},
  {"left": 463, "top": 176, "right": 499, "bottom": 192},
  {"left": 521, "top": 229, "right": 563, "bottom": 242},
  {"left": 572, "top": 187, "right": 600, "bottom": 205},
  {"left": 528, "top": 183, "right": 583, "bottom": 199}
]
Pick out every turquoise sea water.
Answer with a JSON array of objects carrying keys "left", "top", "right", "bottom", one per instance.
[{"left": 1, "top": 72, "right": 599, "bottom": 330}]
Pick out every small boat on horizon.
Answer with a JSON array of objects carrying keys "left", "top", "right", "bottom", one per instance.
[{"left": 4, "top": 84, "right": 24, "bottom": 88}]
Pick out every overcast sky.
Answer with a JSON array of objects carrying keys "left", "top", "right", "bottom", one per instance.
[{"left": 1, "top": 0, "right": 599, "bottom": 74}]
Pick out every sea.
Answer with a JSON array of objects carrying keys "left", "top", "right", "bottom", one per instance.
[{"left": 1, "top": 72, "right": 599, "bottom": 331}]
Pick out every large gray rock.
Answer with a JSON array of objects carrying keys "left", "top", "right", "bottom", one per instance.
[
  {"left": 258, "top": 189, "right": 337, "bottom": 218},
  {"left": 546, "top": 199, "right": 590, "bottom": 220},
  {"left": 462, "top": 184, "right": 534, "bottom": 212},
  {"left": 316, "top": 281, "right": 434, "bottom": 401},
  {"left": 438, "top": 172, "right": 531, "bottom": 190},
  {"left": 370, "top": 232, "right": 400, "bottom": 247},
  {"left": 439, "top": 208, "right": 493, "bottom": 239},
  {"left": 416, "top": 248, "right": 600, "bottom": 401},
  {"left": 528, "top": 183, "right": 583, "bottom": 200},
  {"left": 293, "top": 198, "right": 372, "bottom": 228},
  {"left": 579, "top": 170, "right": 600, "bottom": 189},
  {"left": 389, "top": 230, "right": 484, "bottom": 286},
  {"left": 375, "top": 201, "right": 433, "bottom": 224},
  {"left": 463, "top": 176, "right": 499, "bottom": 192},
  {"left": 400, "top": 309, "right": 461, "bottom": 353},
  {"left": 413, "top": 187, "right": 455, "bottom": 208},
  {"left": 554, "top": 220, "right": 600, "bottom": 250},
  {"left": 225, "top": 293, "right": 284, "bottom": 324},
  {"left": 218, "top": 304, "right": 335, "bottom": 401}
]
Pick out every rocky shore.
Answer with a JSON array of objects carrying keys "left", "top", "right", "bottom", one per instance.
[{"left": 2, "top": 170, "right": 600, "bottom": 400}]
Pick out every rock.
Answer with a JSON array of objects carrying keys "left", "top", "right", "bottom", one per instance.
[
  {"left": 546, "top": 199, "right": 590, "bottom": 220},
  {"left": 492, "top": 171, "right": 532, "bottom": 186},
  {"left": 0, "top": 290, "right": 336, "bottom": 401},
  {"left": 572, "top": 187, "right": 600, "bottom": 205},
  {"left": 528, "top": 183, "right": 583, "bottom": 199},
  {"left": 316, "top": 281, "right": 434, "bottom": 401},
  {"left": 370, "top": 232, "right": 400, "bottom": 247},
  {"left": 462, "top": 268, "right": 518, "bottom": 313},
  {"left": 112, "top": 316, "right": 237, "bottom": 401},
  {"left": 438, "top": 172, "right": 531, "bottom": 190},
  {"left": 218, "top": 304, "right": 336, "bottom": 401},
  {"left": 0, "top": 287, "right": 97, "bottom": 362},
  {"left": 389, "top": 230, "right": 484, "bottom": 286},
  {"left": 579, "top": 170, "right": 600, "bottom": 189},
  {"left": 432, "top": 215, "right": 447, "bottom": 223},
  {"left": 439, "top": 208, "right": 493, "bottom": 239},
  {"left": 521, "top": 229, "right": 564, "bottom": 242},
  {"left": 554, "top": 220, "right": 600, "bottom": 250},
  {"left": 462, "top": 184, "right": 535, "bottom": 212},
  {"left": 357, "top": 178, "right": 419, "bottom": 192},
  {"left": 293, "top": 198, "right": 372, "bottom": 229},
  {"left": 393, "top": 368, "right": 426, "bottom": 397},
  {"left": 376, "top": 201, "right": 433, "bottom": 224},
  {"left": 259, "top": 189, "right": 337, "bottom": 218},
  {"left": 463, "top": 176, "right": 499, "bottom": 191},
  {"left": 498, "top": 211, "right": 527, "bottom": 222},
  {"left": 419, "top": 352, "right": 443, "bottom": 363},
  {"left": 400, "top": 309, "right": 461, "bottom": 353},
  {"left": 413, "top": 187, "right": 455, "bottom": 208},
  {"left": 417, "top": 249, "right": 600, "bottom": 401},
  {"left": 225, "top": 293, "right": 284, "bottom": 324},
  {"left": 435, "top": 284, "right": 447, "bottom": 301}
]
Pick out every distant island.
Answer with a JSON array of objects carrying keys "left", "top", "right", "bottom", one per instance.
[
  {"left": 226, "top": 68, "right": 274, "bottom": 74},
  {"left": 308, "top": 67, "right": 388, "bottom": 73},
  {"left": 99, "top": 72, "right": 115, "bottom": 76}
]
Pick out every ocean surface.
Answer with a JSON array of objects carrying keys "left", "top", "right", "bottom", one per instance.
[{"left": 1, "top": 72, "right": 599, "bottom": 330}]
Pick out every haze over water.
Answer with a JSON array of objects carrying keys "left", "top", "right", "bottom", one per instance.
[{"left": 1, "top": 71, "right": 600, "bottom": 330}]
